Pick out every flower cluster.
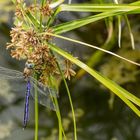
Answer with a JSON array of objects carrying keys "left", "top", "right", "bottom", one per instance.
[
  {"left": 15, "top": 0, "right": 52, "bottom": 19},
  {"left": 7, "top": 23, "right": 58, "bottom": 83},
  {"left": 7, "top": 0, "right": 76, "bottom": 86}
]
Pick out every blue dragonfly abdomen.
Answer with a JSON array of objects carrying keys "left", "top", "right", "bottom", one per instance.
[{"left": 24, "top": 80, "right": 31, "bottom": 128}]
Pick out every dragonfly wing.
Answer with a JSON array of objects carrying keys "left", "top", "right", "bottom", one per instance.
[
  {"left": 30, "top": 77, "right": 58, "bottom": 97},
  {"left": 30, "top": 84, "right": 56, "bottom": 111},
  {"left": 0, "top": 66, "right": 23, "bottom": 79},
  {"left": 30, "top": 78, "right": 57, "bottom": 111}
]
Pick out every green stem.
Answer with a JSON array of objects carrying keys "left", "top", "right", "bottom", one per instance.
[
  {"left": 56, "top": 61, "right": 77, "bottom": 140},
  {"left": 54, "top": 98, "right": 62, "bottom": 140},
  {"left": 34, "top": 0, "right": 37, "bottom": 17},
  {"left": 124, "top": 15, "right": 135, "bottom": 49},
  {"left": 40, "top": 32, "right": 140, "bottom": 66},
  {"left": 48, "top": 75, "right": 67, "bottom": 140},
  {"left": 40, "top": 0, "right": 45, "bottom": 31},
  {"left": 76, "top": 19, "right": 115, "bottom": 79},
  {"left": 34, "top": 75, "right": 39, "bottom": 140},
  {"left": 46, "top": 8, "right": 60, "bottom": 28},
  {"left": 63, "top": 78, "right": 77, "bottom": 140}
]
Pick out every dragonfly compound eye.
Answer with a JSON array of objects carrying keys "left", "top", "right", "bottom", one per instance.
[{"left": 25, "top": 63, "right": 35, "bottom": 69}]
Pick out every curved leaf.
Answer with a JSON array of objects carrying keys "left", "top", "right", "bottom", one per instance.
[{"left": 50, "top": 44, "right": 140, "bottom": 117}]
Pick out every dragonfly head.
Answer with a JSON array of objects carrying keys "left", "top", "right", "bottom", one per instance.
[
  {"left": 25, "top": 62, "right": 35, "bottom": 69},
  {"left": 24, "top": 62, "right": 34, "bottom": 79}
]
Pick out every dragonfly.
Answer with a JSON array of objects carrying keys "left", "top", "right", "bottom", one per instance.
[{"left": 0, "top": 65, "right": 58, "bottom": 128}]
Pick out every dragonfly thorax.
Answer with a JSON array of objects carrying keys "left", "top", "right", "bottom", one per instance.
[{"left": 23, "top": 67, "right": 32, "bottom": 78}]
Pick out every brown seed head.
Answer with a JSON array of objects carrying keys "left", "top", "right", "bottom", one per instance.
[
  {"left": 42, "top": 28, "right": 53, "bottom": 41},
  {"left": 10, "top": 22, "right": 23, "bottom": 43},
  {"left": 40, "top": 3, "right": 52, "bottom": 16},
  {"left": 24, "top": 30, "right": 39, "bottom": 46},
  {"left": 64, "top": 60, "right": 76, "bottom": 80}
]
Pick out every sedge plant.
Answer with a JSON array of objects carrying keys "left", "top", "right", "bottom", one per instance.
[{"left": 5, "top": 0, "right": 140, "bottom": 139}]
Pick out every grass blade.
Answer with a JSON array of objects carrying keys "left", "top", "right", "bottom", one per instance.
[{"left": 50, "top": 44, "right": 140, "bottom": 116}]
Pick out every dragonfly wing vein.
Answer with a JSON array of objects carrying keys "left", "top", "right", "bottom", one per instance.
[
  {"left": 30, "top": 83, "right": 56, "bottom": 110},
  {"left": 0, "top": 66, "right": 23, "bottom": 79},
  {"left": 30, "top": 77, "right": 58, "bottom": 97}
]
